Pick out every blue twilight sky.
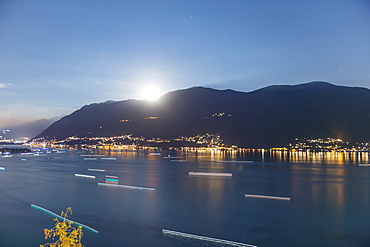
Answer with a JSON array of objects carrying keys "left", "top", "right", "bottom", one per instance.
[{"left": 1, "top": 0, "right": 370, "bottom": 127}]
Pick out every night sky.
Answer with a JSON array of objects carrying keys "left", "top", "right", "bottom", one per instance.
[{"left": 1, "top": 0, "right": 370, "bottom": 127}]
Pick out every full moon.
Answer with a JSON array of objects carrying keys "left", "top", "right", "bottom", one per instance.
[{"left": 140, "top": 85, "right": 163, "bottom": 101}]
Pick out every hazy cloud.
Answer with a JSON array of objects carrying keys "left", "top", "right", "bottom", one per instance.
[{"left": 0, "top": 83, "right": 12, "bottom": 88}]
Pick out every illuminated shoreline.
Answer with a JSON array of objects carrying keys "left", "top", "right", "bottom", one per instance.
[{"left": 29, "top": 141, "right": 370, "bottom": 165}]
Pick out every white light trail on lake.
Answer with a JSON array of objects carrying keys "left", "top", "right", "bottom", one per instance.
[
  {"left": 162, "top": 229, "right": 257, "bottom": 247},
  {"left": 88, "top": 169, "right": 105, "bottom": 172},
  {"left": 149, "top": 153, "right": 161, "bottom": 156},
  {"left": 189, "top": 172, "right": 232, "bottom": 177},
  {"left": 80, "top": 155, "right": 106, "bottom": 157},
  {"left": 245, "top": 194, "right": 290, "bottom": 201},
  {"left": 98, "top": 183, "right": 156, "bottom": 191},
  {"left": 75, "top": 174, "right": 96, "bottom": 179}
]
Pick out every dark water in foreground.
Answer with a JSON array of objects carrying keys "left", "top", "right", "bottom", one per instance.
[{"left": 1, "top": 149, "right": 370, "bottom": 246}]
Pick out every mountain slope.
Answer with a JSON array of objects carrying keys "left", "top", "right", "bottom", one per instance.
[{"left": 35, "top": 82, "right": 370, "bottom": 148}]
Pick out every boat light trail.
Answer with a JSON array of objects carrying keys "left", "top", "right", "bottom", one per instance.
[
  {"left": 30, "top": 204, "right": 99, "bottom": 233},
  {"left": 359, "top": 164, "right": 370, "bottom": 166},
  {"left": 84, "top": 158, "right": 97, "bottom": 160},
  {"left": 80, "top": 155, "right": 105, "bottom": 157},
  {"left": 101, "top": 157, "right": 117, "bottom": 160},
  {"left": 162, "top": 229, "right": 257, "bottom": 247},
  {"left": 106, "top": 178, "right": 119, "bottom": 182},
  {"left": 98, "top": 183, "right": 156, "bottom": 191},
  {"left": 216, "top": 161, "right": 254, "bottom": 163},
  {"left": 105, "top": 175, "right": 118, "bottom": 178},
  {"left": 189, "top": 172, "right": 232, "bottom": 177},
  {"left": 88, "top": 169, "right": 105, "bottom": 172},
  {"left": 75, "top": 174, "right": 95, "bottom": 179},
  {"left": 245, "top": 194, "right": 290, "bottom": 201},
  {"left": 163, "top": 156, "right": 182, "bottom": 159},
  {"left": 0, "top": 167, "right": 5, "bottom": 170}
]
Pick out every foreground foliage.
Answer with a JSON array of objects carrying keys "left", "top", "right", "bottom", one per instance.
[{"left": 40, "top": 207, "right": 83, "bottom": 247}]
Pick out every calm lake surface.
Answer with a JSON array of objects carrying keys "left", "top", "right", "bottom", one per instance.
[{"left": 1, "top": 149, "right": 370, "bottom": 246}]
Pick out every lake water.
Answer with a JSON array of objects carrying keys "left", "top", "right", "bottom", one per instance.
[{"left": 1, "top": 149, "right": 370, "bottom": 246}]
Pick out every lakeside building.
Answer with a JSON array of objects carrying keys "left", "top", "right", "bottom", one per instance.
[{"left": 31, "top": 135, "right": 370, "bottom": 153}]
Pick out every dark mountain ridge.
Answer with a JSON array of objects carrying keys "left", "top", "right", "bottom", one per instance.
[{"left": 35, "top": 81, "right": 370, "bottom": 148}]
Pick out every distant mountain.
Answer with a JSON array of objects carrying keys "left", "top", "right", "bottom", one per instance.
[
  {"left": 35, "top": 82, "right": 370, "bottom": 148},
  {"left": 3, "top": 118, "right": 58, "bottom": 139}
]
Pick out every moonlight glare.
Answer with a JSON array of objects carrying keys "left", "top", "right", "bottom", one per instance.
[{"left": 140, "top": 85, "right": 163, "bottom": 101}]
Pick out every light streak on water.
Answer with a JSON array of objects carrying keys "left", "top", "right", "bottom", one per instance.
[
  {"left": 98, "top": 183, "right": 156, "bottom": 191},
  {"left": 245, "top": 194, "right": 290, "bottom": 201},
  {"left": 189, "top": 172, "right": 232, "bottom": 177},
  {"left": 20, "top": 153, "right": 33, "bottom": 156},
  {"left": 101, "top": 157, "right": 117, "bottom": 160},
  {"left": 106, "top": 178, "right": 119, "bottom": 182},
  {"left": 105, "top": 175, "right": 118, "bottom": 179},
  {"left": 75, "top": 174, "right": 96, "bottom": 179},
  {"left": 88, "top": 169, "right": 105, "bottom": 172},
  {"left": 163, "top": 156, "right": 182, "bottom": 159},
  {"left": 84, "top": 158, "right": 98, "bottom": 161},
  {"left": 358, "top": 164, "right": 370, "bottom": 166},
  {"left": 30, "top": 204, "right": 99, "bottom": 233},
  {"left": 0, "top": 167, "right": 5, "bottom": 170},
  {"left": 162, "top": 229, "right": 257, "bottom": 247},
  {"left": 34, "top": 154, "right": 46, "bottom": 156},
  {"left": 216, "top": 161, "right": 254, "bottom": 163},
  {"left": 80, "top": 155, "right": 105, "bottom": 157}
]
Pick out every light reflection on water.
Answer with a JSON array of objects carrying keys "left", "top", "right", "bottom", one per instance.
[
  {"left": 268, "top": 150, "right": 370, "bottom": 164},
  {"left": 157, "top": 149, "right": 370, "bottom": 165},
  {"left": 1, "top": 149, "right": 370, "bottom": 246}
]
